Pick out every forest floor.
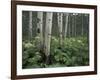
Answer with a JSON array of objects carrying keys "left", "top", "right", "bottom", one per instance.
[{"left": 22, "top": 36, "right": 89, "bottom": 69}]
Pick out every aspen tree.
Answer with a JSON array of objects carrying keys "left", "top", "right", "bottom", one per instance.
[
  {"left": 57, "top": 13, "right": 63, "bottom": 46},
  {"left": 81, "top": 14, "right": 84, "bottom": 36},
  {"left": 72, "top": 13, "right": 75, "bottom": 37},
  {"left": 29, "top": 11, "right": 32, "bottom": 40},
  {"left": 37, "top": 12, "right": 43, "bottom": 46},
  {"left": 68, "top": 14, "right": 71, "bottom": 37},
  {"left": 74, "top": 13, "right": 77, "bottom": 37},
  {"left": 64, "top": 13, "right": 69, "bottom": 39},
  {"left": 44, "top": 12, "right": 53, "bottom": 63}
]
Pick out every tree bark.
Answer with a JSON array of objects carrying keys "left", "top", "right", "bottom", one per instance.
[
  {"left": 57, "top": 13, "right": 63, "bottom": 46},
  {"left": 37, "top": 12, "right": 43, "bottom": 46},
  {"left": 44, "top": 12, "right": 53, "bottom": 64},
  {"left": 74, "top": 13, "right": 77, "bottom": 37},
  {"left": 29, "top": 11, "right": 32, "bottom": 40},
  {"left": 72, "top": 13, "right": 75, "bottom": 37},
  {"left": 64, "top": 13, "right": 69, "bottom": 40},
  {"left": 68, "top": 14, "right": 71, "bottom": 37}
]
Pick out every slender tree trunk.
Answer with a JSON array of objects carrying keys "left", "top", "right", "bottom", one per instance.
[
  {"left": 57, "top": 13, "right": 63, "bottom": 46},
  {"left": 29, "top": 11, "right": 32, "bottom": 40},
  {"left": 81, "top": 14, "right": 84, "bottom": 36},
  {"left": 37, "top": 12, "right": 43, "bottom": 46},
  {"left": 44, "top": 12, "right": 53, "bottom": 64},
  {"left": 68, "top": 14, "right": 71, "bottom": 37},
  {"left": 70, "top": 14, "right": 72, "bottom": 37},
  {"left": 64, "top": 13, "right": 69, "bottom": 40},
  {"left": 72, "top": 13, "right": 75, "bottom": 37},
  {"left": 74, "top": 14, "right": 77, "bottom": 37},
  {"left": 86, "top": 14, "right": 89, "bottom": 37}
]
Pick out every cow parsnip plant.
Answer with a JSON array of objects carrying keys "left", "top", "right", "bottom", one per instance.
[{"left": 22, "top": 36, "right": 89, "bottom": 69}]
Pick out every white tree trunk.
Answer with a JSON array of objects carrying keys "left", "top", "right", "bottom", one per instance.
[
  {"left": 64, "top": 13, "right": 69, "bottom": 39},
  {"left": 72, "top": 13, "right": 75, "bottom": 37},
  {"left": 29, "top": 11, "right": 32, "bottom": 40},
  {"left": 44, "top": 12, "right": 53, "bottom": 59},
  {"left": 57, "top": 13, "right": 63, "bottom": 46},
  {"left": 37, "top": 12, "right": 43, "bottom": 45}
]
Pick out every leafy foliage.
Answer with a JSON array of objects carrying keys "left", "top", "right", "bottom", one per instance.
[{"left": 22, "top": 37, "right": 89, "bottom": 69}]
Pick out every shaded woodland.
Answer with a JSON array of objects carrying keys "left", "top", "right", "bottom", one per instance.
[{"left": 22, "top": 11, "right": 89, "bottom": 68}]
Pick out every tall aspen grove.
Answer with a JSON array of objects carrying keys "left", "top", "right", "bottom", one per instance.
[{"left": 22, "top": 11, "right": 89, "bottom": 68}]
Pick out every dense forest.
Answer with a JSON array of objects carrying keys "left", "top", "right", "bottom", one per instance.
[{"left": 22, "top": 11, "right": 89, "bottom": 69}]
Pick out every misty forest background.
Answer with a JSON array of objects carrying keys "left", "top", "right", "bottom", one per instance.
[{"left": 22, "top": 11, "right": 89, "bottom": 69}]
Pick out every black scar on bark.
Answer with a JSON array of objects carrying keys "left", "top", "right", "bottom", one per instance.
[{"left": 37, "top": 28, "right": 40, "bottom": 33}]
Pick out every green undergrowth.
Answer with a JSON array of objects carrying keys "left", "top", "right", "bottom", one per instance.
[{"left": 22, "top": 36, "right": 89, "bottom": 69}]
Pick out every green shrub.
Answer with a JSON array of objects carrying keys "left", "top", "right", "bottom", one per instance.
[{"left": 22, "top": 36, "right": 89, "bottom": 68}]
